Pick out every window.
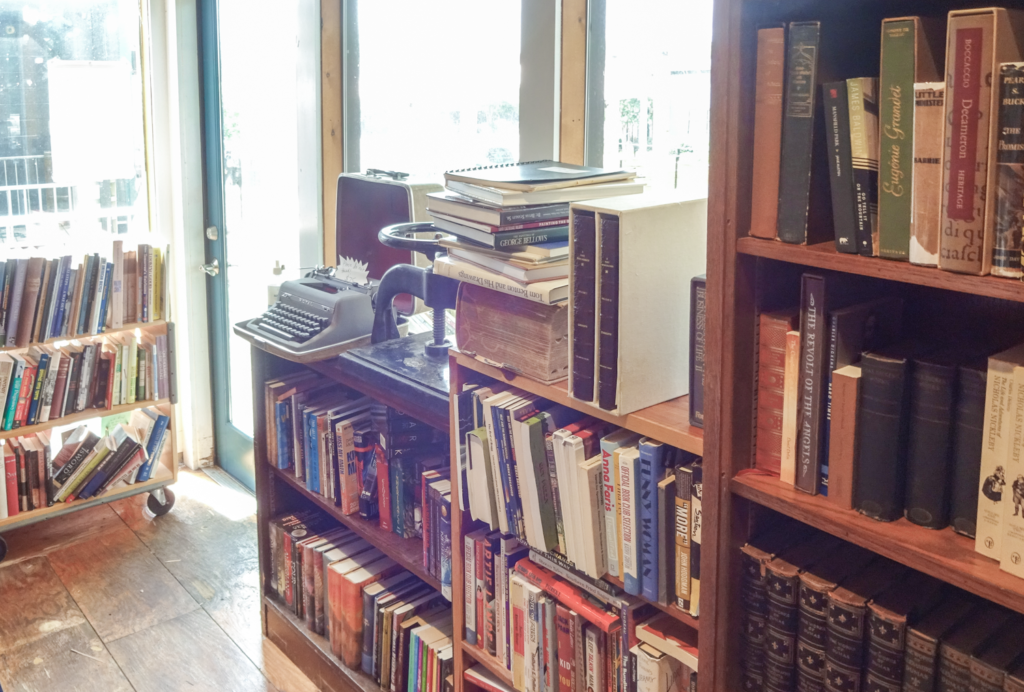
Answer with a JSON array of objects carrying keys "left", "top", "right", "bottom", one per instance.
[
  {"left": 343, "top": 0, "right": 523, "bottom": 177},
  {"left": 0, "top": 0, "right": 150, "bottom": 251},
  {"left": 586, "top": 0, "right": 713, "bottom": 196}
]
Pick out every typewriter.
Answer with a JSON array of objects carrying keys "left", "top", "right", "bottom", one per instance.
[{"left": 237, "top": 266, "right": 377, "bottom": 362}]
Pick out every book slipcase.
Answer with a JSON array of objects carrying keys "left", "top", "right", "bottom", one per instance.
[{"left": 707, "top": 2, "right": 1024, "bottom": 692}]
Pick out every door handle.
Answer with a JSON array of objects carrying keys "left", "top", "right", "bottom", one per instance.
[{"left": 201, "top": 259, "right": 220, "bottom": 276}]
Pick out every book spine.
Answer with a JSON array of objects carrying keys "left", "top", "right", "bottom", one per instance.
[
  {"left": 690, "top": 464, "right": 702, "bottom": 618},
  {"left": 951, "top": 365, "right": 986, "bottom": 537},
  {"left": 993, "top": 63, "right": 1024, "bottom": 277},
  {"left": 848, "top": 77, "right": 881, "bottom": 256},
  {"left": 4, "top": 260, "right": 27, "bottom": 348},
  {"left": 777, "top": 22, "right": 822, "bottom": 245},
  {"left": 878, "top": 20, "right": 917, "bottom": 260},
  {"left": 556, "top": 604, "right": 575, "bottom": 691},
  {"left": 484, "top": 533, "right": 499, "bottom": 656},
  {"left": 855, "top": 353, "right": 911, "bottom": 522},
  {"left": 977, "top": 354, "right": 1017, "bottom": 558},
  {"left": 764, "top": 565, "right": 802, "bottom": 692},
  {"left": 781, "top": 330, "right": 802, "bottom": 486},
  {"left": 1002, "top": 365, "right": 1024, "bottom": 577},
  {"left": 821, "top": 313, "right": 840, "bottom": 497},
  {"left": 15, "top": 259, "right": 43, "bottom": 348},
  {"left": 675, "top": 466, "right": 693, "bottom": 611},
  {"left": 464, "top": 533, "right": 477, "bottom": 647},
  {"left": 543, "top": 598, "right": 557, "bottom": 692},
  {"left": 937, "top": 646, "right": 973, "bottom": 692},
  {"left": 513, "top": 560, "right": 619, "bottom": 631},
  {"left": 864, "top": 610, "right": 909, "bottom": 692},
  {"left": 657, "top": 476, "right": 675, "bottom": 606},
  {"left": 905, "top": 360, "right": 957, "bottom": 528},
  {"left": 823, "top": 81, "right": 859, "bottom": 253},
  {"left": 638, "top": 442, "right": 660, "bottom": 603},
  {"left": 3, "top": 449, "right": 16, "bottom": 517},
  {"left": 512, "top": 575, "right": 526, "bottom": 688},
  {"left": 499, "top": 204, "right": 571, "bottom": 225},
  {"left": 939, "top": 18, "right": 994, "bottom": 275},
  {"left": 620, "top": 451, "right": 639, "bottom": 596},
  {"left": 740, "top": 548, "right": 770, "bottom": 692},
  {"left": 749, "top": 27, "right": 786, "bottom": 240},
  {"left": 824, "top": 597, "right": 869, "bottom": 692},
  {"left": 827, "top": 366, "right": 861, "bottom": 511},
  {"left": 440, "top": 493, "right": 452, "bottom": 600},
  {"left": 690, "top": 276, "right": 706, "bottom": 428},
  {"left": 796, "top": 274, "right": 825, "bottom": 494},
  {"left": 571, "top": 211, "right": 598, "bottom": 402},
  {"left": 26, "top": 355, "right": 48, "bottom": 426},
  {"left": 795, "top": 579, "right": 832, "bottom": 692},
  {"left": 756, "top": 311, "right": 795, "bottom": 475},
  {"left": 911, "top": 84, "right": 946, "bottom": 266},
  {"left": 597, "top": 215, "right": 620, "bottom": 411}
]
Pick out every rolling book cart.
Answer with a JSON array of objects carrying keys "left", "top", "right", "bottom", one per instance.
[
  {"left": 0, "top": 320, "right": 179, "bottom": 562},
  {"left": 705, "top": 1, "right": 1024, "bottom": 691}
]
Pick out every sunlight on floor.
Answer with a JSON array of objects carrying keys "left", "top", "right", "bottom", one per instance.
[{"left": 172, "top": 470, "right": 256, "bottom": 522}]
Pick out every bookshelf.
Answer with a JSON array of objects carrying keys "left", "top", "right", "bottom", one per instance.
[
  {"left": 0, "top": 319, "right": 169, "bottom": 353},
  {"left": 0, "top": 322, "right": 178, "bottom": 554},
  {"left": 705, "top": 2, "right": 1024, "bottom": 692}
]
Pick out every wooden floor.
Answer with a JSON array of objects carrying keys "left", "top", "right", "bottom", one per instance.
[{"left": 0, "top": 469, "right": 323, "bottom": 692}]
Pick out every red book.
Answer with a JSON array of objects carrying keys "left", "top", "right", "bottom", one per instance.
[
  {"left": 329, "top": 554, "right": 400, "bottom": 668},
  {"left": 465, "top": 666, "right": 517, "bottom": 692},
  {"left": 513, "top": 560, "right": 618, "bottom": 631},
  {"left": 14, "top": 365, "right": 37, "bottom": 427},
  {"left": 475, "top": 534, "right": 486, "bottom": 647},
  {"left": 755, "top": 309, "right": 798, "bottom": 475},
  {"left": 556, "top": 604, "right": 575, "bottom": 691},
  {"left": 376, "top": 442, "right": 391, "bottom": 532},
  {"left": 48, "top": 353, "right": 70, "bottom": 423},
  {"left": 3, "top": 442, "right": 18, "bottom": 517}
]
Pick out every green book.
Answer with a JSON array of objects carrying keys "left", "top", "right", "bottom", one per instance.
[{"left": 878, "top": 16, "right": 941, "bottom": 260}]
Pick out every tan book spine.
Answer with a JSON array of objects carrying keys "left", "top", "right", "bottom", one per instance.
[
  {"left": 911, "top": 82, "right": 945, "bottom": 266},
  {"left": 749, "top": 27, "right": 786, "bottom": 239},
  {"left": 780, "top": 330, "right": 801, "bottom": 485},
  {"left": 1000, "top": 364, "right": 1024, "bottom": 577},
  {"left": 15, "top": 258, "right": 44, "bottom": 347},
  {"left": 827, "top": 365, "right": 861, "bottom": 511}
]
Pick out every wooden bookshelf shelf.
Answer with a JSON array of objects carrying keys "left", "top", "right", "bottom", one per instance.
[
  {"left": 731, "top": 473, "right": 1024, "bottom": 616},
  {"left": 460, "top": 642, "right": 515, "bottom": 688},
  {"left": 603, "top": 575, "right": 700, "bottom": 633},
  {"left": 264, "top": 595, "right": 379, "bottom": 692},
  {"left": 270, "top": 465, "right": 444, "bottom": 595},
  {"left": 0, "top": 319, "right": 168, "bottom": 354},
  {"left": 0, "top": 397, "right": 171, "bottom": 441},
  {"left": 451, "top": 350, "right": 703, "bottom": 456},
  {"left": 736, "top": 237, "right": 1024, "bottom": 303}
]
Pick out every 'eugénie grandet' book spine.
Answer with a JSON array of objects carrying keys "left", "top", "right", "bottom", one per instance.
[
  {"left": 777, "top": 21, "right": 822, "bottom": 245},
  {"left": 571, "top": 210, "right": 597, "bottom": 402},
  {"left": 597, "top": 215, "right": 620, "bottom": 411},
  {"left": 796, "top": 274, "right": 826, "bottom": 494},
  {"left": 750, "top": 26, "right": 787, "bottom": 240},
  {"left": 689, "top": 275, "right": 707, "bottom": 428},
  {"left": 823, "top": 81, "right": 859, "bottom": 253},
  {"left": 854, "top": 350, "right": 913, "bottom": 521},
  {"left": 992, "top": 62, "right": 1024, "bottom": 278},
  {"left": 904, "top": 356, "right": 957, "bottom": 529},
  {"left": 847, "top": 77, "right": 881, "bottom": 256},
  {"left": 950, "top": 363, "right": 987, "bottom": 538}
]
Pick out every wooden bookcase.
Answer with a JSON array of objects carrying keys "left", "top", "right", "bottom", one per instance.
[
  {"left": 705, "top": 1, "right": 1024, "bottom": 692},
  {"left": 0, "top": 320, "right": 178, "bottom": 548}
]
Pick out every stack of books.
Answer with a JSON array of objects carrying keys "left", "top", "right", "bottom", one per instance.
[
  {"left": 0, "top": 408, "right": 170, "bottom": 518},
  {"left": 0, "top": 240, "right": 167, "bottom": 348},
  {"left": 267, "top": 509, "right": 451, "bottom": 689},
  {"left": 429, "top": 160, "right": 642, "bottom": 305}
]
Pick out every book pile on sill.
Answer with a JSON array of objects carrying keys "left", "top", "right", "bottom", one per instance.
[{"left": 428, "top": 160, "right": 643, "bottom": 306}]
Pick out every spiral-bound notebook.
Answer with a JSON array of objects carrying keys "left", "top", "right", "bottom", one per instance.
[{"left": 444, "top": 160, "right": 635, "bottom": 192}]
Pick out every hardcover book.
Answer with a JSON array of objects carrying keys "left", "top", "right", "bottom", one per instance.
[
  {"left": 902, "top": 592, "right": 976, "bottom": 692},
  {"left": 936, "top": 605, "right": 1013, "bottom": 692},
  {"left": 570, "top": 209, "right": 597, "bottom": 402},
  {"left": 827, "top": 364, "right": 861, "bottom": 511},
  {"left": 756, "top": 308, "right": 799, "bottom": 476},
  {"left": 904, "top": 355, "right": 957, "bottom": 529},
  {"left": 993, "top": 62, "right": 1024, "bottom": 278},
  {"left": 823, "top": 80, "right": 859, "bottom": 253},
  {"left": 847, "top": 77, "right": 881, "bottom": 256},
  {"left": 911, "top": 83, "right": 946, "bottom": 266},
  {"left": 781, "top": 330, "right": 801, "bottom": 486},
  {"left": 863, "top": 572, "right": 943, "bottom": 692},
  {"left": 750, "top": 27, "right": 787, "bottom": 240},
  {"left": 951, "top": 362, "right": 987, "bottom": 538}
]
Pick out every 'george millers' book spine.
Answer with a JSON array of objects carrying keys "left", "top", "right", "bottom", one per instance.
[
  {"left": 571, "top": 210, "right": 597, "bottom": 402},
  {"left": 848, "top": 78, "right": 881, "bottom": 256},
  {"left": 823, "top": 81, "right": 859, "bottom": 253},
  {"left": 993, "top": 62, "right": 1024, "bottom": 278},
  {"left": 777, "top": 21, "right": 822, "bottom": 245}
]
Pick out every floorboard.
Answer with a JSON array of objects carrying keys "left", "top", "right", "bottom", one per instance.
[
  {"left": 0, "top": 621, "right": 134, "bottom": 692},
  {"left": 1, "top": 504, "right": 125, "bottom": 565},
  {"left": 0, "top": 557, "right": 88, "bottom": 652},
  {"left": 106, "top": 609, "right": 279, "bottom": 692}
]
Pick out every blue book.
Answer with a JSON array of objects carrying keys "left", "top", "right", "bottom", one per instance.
[
  {"left": 275, "top": 401, "right": 291, "bottom": 469},
  {"left": 96, "top": 263, "right": 113, "bottom": 332},
  {"left": 638, "top": 439, "right": 666, "bottom": 602},
  {"left": 304, "top": 409, "right": 319, "bottom": 493},
  {"left": 137, "top": 412, "right": 170, "bottom": 481},
  {"left": 25, "top": 352, "right": 49, "bottom": 426},
  {"left": 3, "top": 357, "right": 25, "bottom": 430},
  {"left": 48, "top": 256, "right": 71, "bottom": 339},
  {"left": 5, "top": 259, "right": 28, "bottom": 347},
  {"left": 490, "top": 404, "right": 519, "bottom": 538}
]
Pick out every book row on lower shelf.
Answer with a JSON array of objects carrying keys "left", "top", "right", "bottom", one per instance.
[
  {"left": 740, "top": 521, "right": 1024, "bottom": 692},
  {"left": 0, "top": 329, "right": 171, "bottom": 431},
  {"left": 752, "top": 270, "right": 1024, "bottom": 581},
  {"left": 268, "top": 509, "right": 451, "bottom": 692},
  {"left": 0, "top": 407, "right": 170, "bottom": 519},
  {"left": 265, "top": 371, "right": 452, "bottom": 595},
  {"left": 462, "top": 543, "right": 698, "bottom": 692},
  {"left": 1, "top": 240, "right": 167, "bottom": 350},
  {"left": 454, "top": 380, "right": 703, "bottom": 613}
]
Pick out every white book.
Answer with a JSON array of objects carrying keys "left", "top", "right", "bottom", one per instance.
[
  {"left": 510, "top": 403, "right": 545, "bottom": 549},
  {"left": 585, "top": 626, "right": 602, "bottom": 692},
  {"left": 632, "top": 643, "right": 684, "bottom": 692},
  {"left": 1002, "top": 364, "right": 1024, "bottom": 577},
  {"left": 977, "top": 343, "right": 1024, "bottom": 559},
  {"left": 563, "top": 432, "right": 597, "bottom": 570},
  {"left": 523, "top": 582, "right": 543, "bottom": 692},
  {"left": 89, "top": 258, "right": 107, "bottom": 334},
  {"left": 75, "top": 345, "right": 95, "bottom": 411},
  {"left": 599, "top": 429, "right": 641, "bottom": 577},
  {"left": 447, "top": 178, "right": 644, "bottom": 207},
  {"left": 464, "top": 529, "right": 484, "bottom": 647},
  {"left": 576, "top": 454, "right": 606, "bottom": 578},
  {"left": 482, "top": 391, "right": 519, "bottom": 535},
  {"left": 510, "top": 574, "right": 528, "bottom": 689},
  {"left": 467, "top": 429, "right": 498, "bottom": 529},
  {"left": 111, "top": 240, "right": 124, "bottom": 329},
  {"left": 619, "top": 445, "right": 641, "bottom": 591},
  {"left": 433, "top": 255, "right": 569, "bottom": 305},
  {"left": 551, "top": 428, "right": 578, "bottom": 567},
  {"left": 0, "top": 354, "right": 15, "bottom": 420}
]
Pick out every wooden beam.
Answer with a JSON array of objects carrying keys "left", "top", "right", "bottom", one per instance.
[
  {"left": 559, "top": 0, "right": 587, "bottom": 165},
  {"left": 321, "top": 0, "right": 343, "bottom": 266}
]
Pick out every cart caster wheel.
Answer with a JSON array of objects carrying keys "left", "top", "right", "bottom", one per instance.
[
  {"left": 146, "top": 488, "right": 175, "bottom": 517},
  {"left": 0, "top": 536, "right": 7, "bottom": 563}
]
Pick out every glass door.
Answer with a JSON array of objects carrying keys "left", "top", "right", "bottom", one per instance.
[{"left": 199, "top": 0, "right": 322, "bottom": 489}]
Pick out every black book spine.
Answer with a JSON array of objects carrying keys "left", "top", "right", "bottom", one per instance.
[
  {"left": 571, "top": 210, "right": 597, "bottom": 401},
  {"left": 824, "top": 598, "right": 869, "bottom": 692},
  {"left": 796, "top": 274, "right": 826, "bottom": 494},
  {"left": 25, "top": 448, "right": 38, "bottom": 511},
  {"left": 951, "top": 365, "right": 986, "bottom": 538},
  {"left": 864, "top": 612, "right": 908, "bottom": 692},
  {"left": 15, "top": 447, "right": 28, "bottom": 512},
  {"left": 855, "top": 352, "right": 911, "bottom": 521},
  {"left": 993, "top": 63, "right": 1024, "bottom": 277},
  {"left": 849, "top": 79, "right": 879, "bottom": 258},
  {"left": 499, "top": 203, "right": 570, "bottom": 225},
  {"left": 37, "top": 259, "right": 58, "bottom": 341},
  {"left": 904, "top": 630, "right": 940, "bottom": 692},
  {"left": 765, "top": 568, "right": 802, "bottom": 692},
  {"left": 64, "top": 353, "right": 81, "bottom": 418},
  {"left": 690, "top": 276, "right": 707, "bottom": 428},
  {"left": 777, "top": 21, "right": 822, "bottom": 244},
  {"left": 904, "top": 359, "right": 957, "bottom": 528},
  {"left": 796, "top": 581, "right": 832, "bottom": 692},
  {"left": 597, "top": 215, "right": 620, "bottom": 411},
  {"left": 937, "top": 646, "right": 972, "bottom": 692},
  {"left": 483, "top": 533, "right": 499, "bottom": 656},
  {"left": 492, "top": 225, "right": 569, "bottom": 248},
  {"left": 823, "top": 81, "right": 859, "bottom": 253},
  {"left": 741, "top": 550, "right": 770, "bottom": 692}
]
